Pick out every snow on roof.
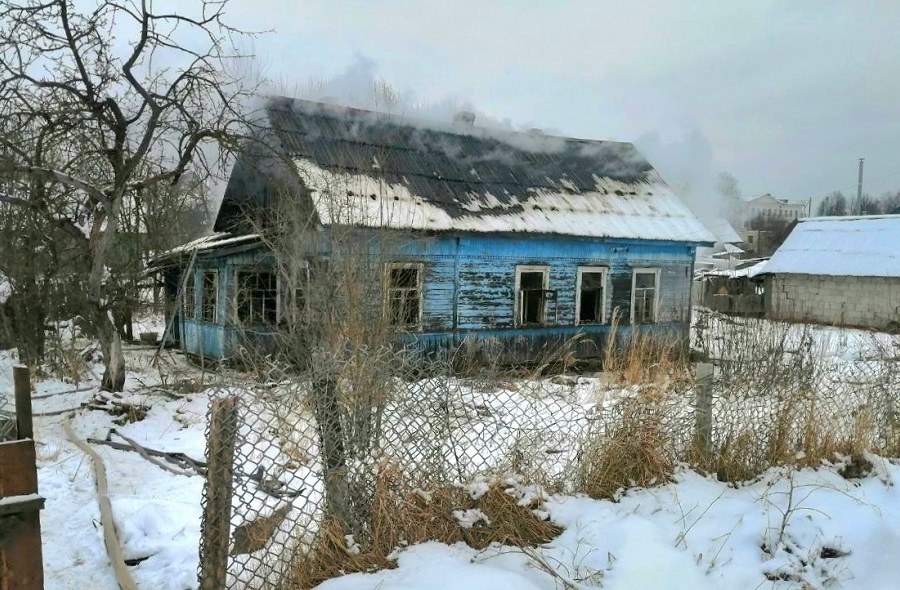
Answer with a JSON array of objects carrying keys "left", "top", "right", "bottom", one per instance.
[
  {"left": 297, "top": 159, "right": 716, "bottom": 243},
  {"left": 703, "top": 218, "right": 742, "bottom": 244},
  {"left": 764, "top": 215, "right": 900, "bottom": 277},
  {"left": 218, "top": 98, "right": 715, "bottom": 245},
  {"left": 699, "top": 259, "right": 768, "bottom": 279},
  {"left": 710, "top": 243, "right": 744, "bottom": 256},
  {"left": 149, "top": 233, "right": 262, "bottom": 268}
]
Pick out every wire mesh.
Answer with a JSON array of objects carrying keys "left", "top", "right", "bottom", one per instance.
[{"left": 198, "top": 311, "right": 900, "bottom": 589}]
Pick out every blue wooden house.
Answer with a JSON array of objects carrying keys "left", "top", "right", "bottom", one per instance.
[{"left": 154, "top": 98, "right": 714, "bottom": 363}]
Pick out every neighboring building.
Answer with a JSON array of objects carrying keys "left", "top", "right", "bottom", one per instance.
[
  {"left": 762, "top": 215, "right": 900, "bottom": 331},
  {"left": 740, "top": 193, "right": 808, "bottom": 229},
  {"left": 154, "top": 98, "right": 714, "bottom": 363},
  {"left": 694, "top": 260, "right": 767, "bottom": 317},
  {"left": 695, "top": 218, "right": 744, "bottom": 272}
]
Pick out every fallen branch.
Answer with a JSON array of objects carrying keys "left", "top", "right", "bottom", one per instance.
[
  {"left": 108, "top": 429, "right": 196, "bottom": 477},
  {"left": 85, "top": 435, "right": 206, "bottom": 476}
]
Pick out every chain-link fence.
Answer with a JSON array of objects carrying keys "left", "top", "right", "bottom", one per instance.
[{"left": 198, "top": 312, "right": 900, "bottom": 590}]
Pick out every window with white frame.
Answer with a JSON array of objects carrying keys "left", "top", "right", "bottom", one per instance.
[
  {"left": 631, "top": 268, "right": 660, "bottom": 324},
  {"left": 516, "top": 265, "right": 549, "bottom": 326},
  {"left": 236, "top": 269, "right": 278, "bottom": 325},
  {"left": 576, "top": 267, "right": 607, "bottom": 325},
  {"left": 385, "top": 263, "right": 423, "bottom": 329},
  {"left": 200, "top": 269, "right": 218, "bottom": 322}
]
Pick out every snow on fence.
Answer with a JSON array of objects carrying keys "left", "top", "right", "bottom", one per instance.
[{"left": 198, "top": 343, "right": 900, "bottom": 589}]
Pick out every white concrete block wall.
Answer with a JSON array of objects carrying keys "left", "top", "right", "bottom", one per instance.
[{"left": 769, "top": 274, "right": 900, "bottom": 330}]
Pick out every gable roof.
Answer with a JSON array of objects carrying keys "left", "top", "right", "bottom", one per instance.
[
  {"left": 764, "top": 215, "right": 900, "bottom": 278},
  {"left": 217, "top": 98, "right": 714, "bottom": 244}
]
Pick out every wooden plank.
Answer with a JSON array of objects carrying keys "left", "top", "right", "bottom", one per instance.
[
  {"left": 0, "top": 439, "right": 43, "bottom": 590},
  {"left": 0, "top": 495, "right": 44, "bottom": 517},
  {"left": 13, "top": 366, "right": 32, "bottom": 440}
]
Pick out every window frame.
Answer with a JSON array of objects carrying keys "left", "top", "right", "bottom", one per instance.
[
  {"left": 200, "top": 269, "right": 219, "bottom": 323},
  {"left": 384, "top": 262, "right": 425, "bottom": 331},
  {"left": 630, "top": 267, "right": 661, "bottom": 325},
  {"left": 515, "top": 265, "right": 550, "bottom": 327},
  {"left": 575, "top": 266, "right": 608, "bottom": 326},
  {"left": 234, "top": 268, "right": 280, "bottom": 326},
  {"left": 181, "top": 271, "right": 196, "bottom": 319}
]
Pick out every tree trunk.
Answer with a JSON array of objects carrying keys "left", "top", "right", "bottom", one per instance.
[{"left": 96, "top": 312, "right": 126, "bottom": 391}]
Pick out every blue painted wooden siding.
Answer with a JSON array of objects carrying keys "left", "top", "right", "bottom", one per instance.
[
  {"left": 399, "top": 234, "right": 695, "bottom": 333},
  {"left": 178, "top": 249, "right": 275, "bottom": 359},
  {"left": 174, "top": 231, "right": 696, "bottom": 362}
]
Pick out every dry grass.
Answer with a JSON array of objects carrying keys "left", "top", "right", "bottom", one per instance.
[
  {"left": 602, "top": 310, "right": 688, "bottom": 387},
  {"left": 578, "top": 394, "right": 674, "bottom": 499},
  {"left": 288, "top": 466, "right": 562, "bottom": 589},
  {"left": 694, "top": 388, "right": 888, "bottom": 483}
]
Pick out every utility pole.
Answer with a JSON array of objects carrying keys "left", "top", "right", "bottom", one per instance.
[{"left": 856, "top": 157, "right": 865, "bottom": 215}]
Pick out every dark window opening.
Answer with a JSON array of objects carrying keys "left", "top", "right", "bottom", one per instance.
[
  {"left": 386, "top": 264, "right": 422, "bottom": 328},
  {"left": 237, "top": 270, "right": 278, "bottom": 324},
  {"left": 518, "top": 270, "right": 547, "bottom": 325},
  {"left": 579, "top": 271, "right": 605, "bottom": 324},
  {"left": 633, "top": 270, "right": 658, "bottom": 324},
  {"left": 201, "top": 270, "right": 218, "bottom": 322}
]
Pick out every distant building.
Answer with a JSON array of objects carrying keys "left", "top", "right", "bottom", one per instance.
[
  {"left": 762, "top": 215, "right": 900, "bottom": 331},
  {"left": 740, "top": 193, "right": 808, "bottom": 228}
]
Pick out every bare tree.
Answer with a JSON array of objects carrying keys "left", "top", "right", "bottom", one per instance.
[
  {"left": 816, "top": 191, "right": 848, "bottom": 217},
  {"left": 880, "top": 190, "right": 900, "bottom": 215},
  {"left": 0, "top": 0, "right": 255, "bottom": 390}
]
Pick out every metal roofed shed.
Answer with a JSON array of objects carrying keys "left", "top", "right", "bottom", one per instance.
[{"left": 763, "top": 215, "right": 900, "bottom": 331}]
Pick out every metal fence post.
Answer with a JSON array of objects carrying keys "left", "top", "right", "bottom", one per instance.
[
  {"left": 694, "top": 363, "right": 714, "bottom": 455},
  {"left": 200, "top": 397, "right": 238, "bottom": 590}
]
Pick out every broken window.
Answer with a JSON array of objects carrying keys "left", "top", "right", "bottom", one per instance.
[
  {"left": 236, "top": 270, "right": 278, "bottom": 325},
  {"left": 577, "top": 267, "right": 606, "bottom": 324},
  {"left": 386, "top": 263, "right": 423, "bottom": 329},
  {"left": 181, "top": 272, "right": 195, "bottom": 319},
  {"left": 632, "top": 269, "right": 659, "bottom": 324},
  {"left": 516, "top": 266, "right": 549, "bottom": 326},
  {"left": 201, "top": 270, "right": 218, "bottom": 322}
]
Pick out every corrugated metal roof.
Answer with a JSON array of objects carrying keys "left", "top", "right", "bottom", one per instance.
[
  {"left": 764, "top": 215, "right": 900, "bottom": 277},
  {"left": 221, "top": 98, "right": 714, "bottom": 244}
]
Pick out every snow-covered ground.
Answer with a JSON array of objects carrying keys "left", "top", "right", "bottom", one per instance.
[
  {"left": 319, "top": 461, "right": 900, "bottom": 590},
  {"left": 1, "top": 314, "right": 899, "bottom": 590}
]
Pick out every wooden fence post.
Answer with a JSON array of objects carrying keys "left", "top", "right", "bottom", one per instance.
[
  {"left": 13, "top": 366, "right": 32, "bottom": 440},
  {"left": 199, "top": 397, "right": 238, "bottom": 590},
  {"left": 0, "top": 366, "right": 44, "bottom": 590},
  {"left": 694, "top": 362, "right": 714, "bottom": 455}
]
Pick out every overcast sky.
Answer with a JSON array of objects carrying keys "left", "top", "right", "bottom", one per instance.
[{"left": 227, "top": 0, "right": 900, "bottom": 207}]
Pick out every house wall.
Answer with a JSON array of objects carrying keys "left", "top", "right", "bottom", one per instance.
[
  {"left": 398, "top": 233, "right": 696, "bottom": 360},
  {"left": 767, "top": 273, "right": 900, "bottom": 330},
  {"left": 178, "top": 249, "right": 276, "bottom": 360},
  {"left": 174, "top": 232, "right": 698, "bottom": 363}
]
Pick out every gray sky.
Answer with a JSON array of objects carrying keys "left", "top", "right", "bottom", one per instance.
[{"left": 228, "top": 0, "right": 900, "bottom": 207}]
